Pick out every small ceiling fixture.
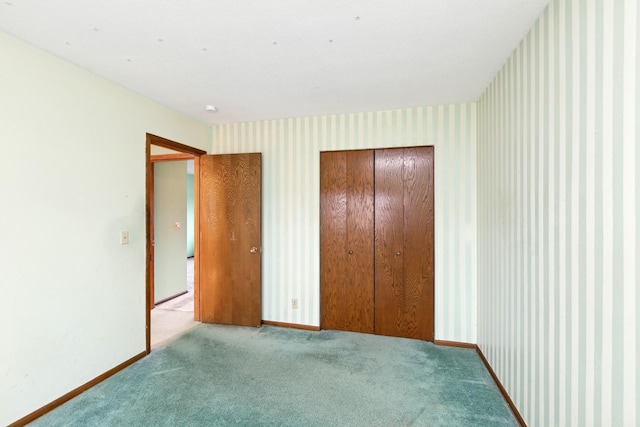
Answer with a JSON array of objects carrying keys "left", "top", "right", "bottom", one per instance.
[{"left": 205, "top": 105, "right": 217, "bottom": 112}]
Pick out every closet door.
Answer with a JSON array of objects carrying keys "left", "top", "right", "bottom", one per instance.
[
  {"left": 374, "top": 146, "right": 434, "bottom": 341},
  {"left": 320, "top": 150, "right": 375, "bottom": 333}
]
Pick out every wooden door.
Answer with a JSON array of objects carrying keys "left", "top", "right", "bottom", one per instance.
[
  {"left": 320, "top": 150, "right": 375, "bottom": 333},
  {"left": 374, "top": 147, "right": 434, "bottom": 341},
  {"left": 199, "top": 153, "right": 262, "bottom": 327}
]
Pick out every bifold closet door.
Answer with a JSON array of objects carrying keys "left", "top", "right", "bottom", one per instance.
[
  {"left": 374, "top": 146, "right": 434, "bottom": 341},
  {"left": 320, "top": 150, "right": 375, "bottom": 333}
]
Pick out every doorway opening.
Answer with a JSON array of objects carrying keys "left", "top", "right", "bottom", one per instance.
[
  {"left": 150, "top": 258, "right": 196, "bottom": 349},
  {"left": 146, "top": 134, "right": 206, "bottom": 353},
  {"left": 150, "top": 158, "right": 196, "bottom": 349}
]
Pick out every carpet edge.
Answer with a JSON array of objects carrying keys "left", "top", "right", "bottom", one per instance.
[
  {"left": 8, "top": 351, "right": 146, "bottom": 427},
  {"left": 475, "top": 345, "right": 527, "bottom": 427}
]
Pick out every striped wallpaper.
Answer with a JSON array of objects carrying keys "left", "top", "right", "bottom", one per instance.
[
  {"left": 477, "top": 0, "right": 638, "bottom": 425},
  {"left": 212, "top": 104, "right": 478, "bottom": 342}
]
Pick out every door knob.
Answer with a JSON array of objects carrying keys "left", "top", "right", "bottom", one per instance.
[{"left": 250, "top": 247, "right": 259, "bottom": 254}]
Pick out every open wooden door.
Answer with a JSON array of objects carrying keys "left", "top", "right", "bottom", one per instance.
[{"left": 199, "top": 153, "right": 262, "bottom": 327}]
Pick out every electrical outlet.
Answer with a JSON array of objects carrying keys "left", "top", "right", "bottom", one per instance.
[
  {"left": 291, "top": 298, "right": 299, "bottom": 309},
  {"left": 120, "top": 230, "right": 129, "bottom": 245}
]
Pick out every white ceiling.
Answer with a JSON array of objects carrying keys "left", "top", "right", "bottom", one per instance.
[{"left": 1, "top": 0, "right": 549, "bottom": 125}]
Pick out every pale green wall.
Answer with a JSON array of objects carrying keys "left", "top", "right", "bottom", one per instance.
[
  {"left": 187, "top": 174, "right": 195, "bottom": 257},
  {"left": 154, "top": 161, "right": 187, "bottom": 301},
  {"left": 212, "top": 104, "right": 478, "bottom": 342},
  {"left": 477, "top": 0, "right": 639, "bottom": 425},
  {"left": 0, "top": 31, "right": 209, "bottom": 426}
]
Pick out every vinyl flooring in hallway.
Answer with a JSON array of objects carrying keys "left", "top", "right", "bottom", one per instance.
[{"left": 150, "top": 257, "right": 198, "bottom": 350}]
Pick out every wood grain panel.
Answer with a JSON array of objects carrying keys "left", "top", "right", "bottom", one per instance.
[
  {"left": 375, "top": 147, "right": 434, "bottom": 341},
  {"left": 150, "top": 153, "right": 194, "bottom": 162},
  {"left": 320, "top": 151, "right": 348, "bottom": 330},
  {"left": 200, "top": 153, "right": 261, "bottom": 327},
  {"left": 374, "top": 149, "right": 406, "bottom": 337},
  {"left": 345, "top": 151, "right": 375, "bottom": 333},
  {"left": 320, "top": 150, "right": 374, "bottom": 333},
  {"left": 402, "top": 146, "right": 434, "bottom": 341}
]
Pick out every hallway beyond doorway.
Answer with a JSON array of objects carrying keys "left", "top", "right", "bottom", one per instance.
[{"left": 150, "top": 257, "right": 197, "bottom": 349}]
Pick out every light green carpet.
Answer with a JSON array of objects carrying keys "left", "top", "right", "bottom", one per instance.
[{"left": 30, "top": 325, "right": 517, "bottom": 426}]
